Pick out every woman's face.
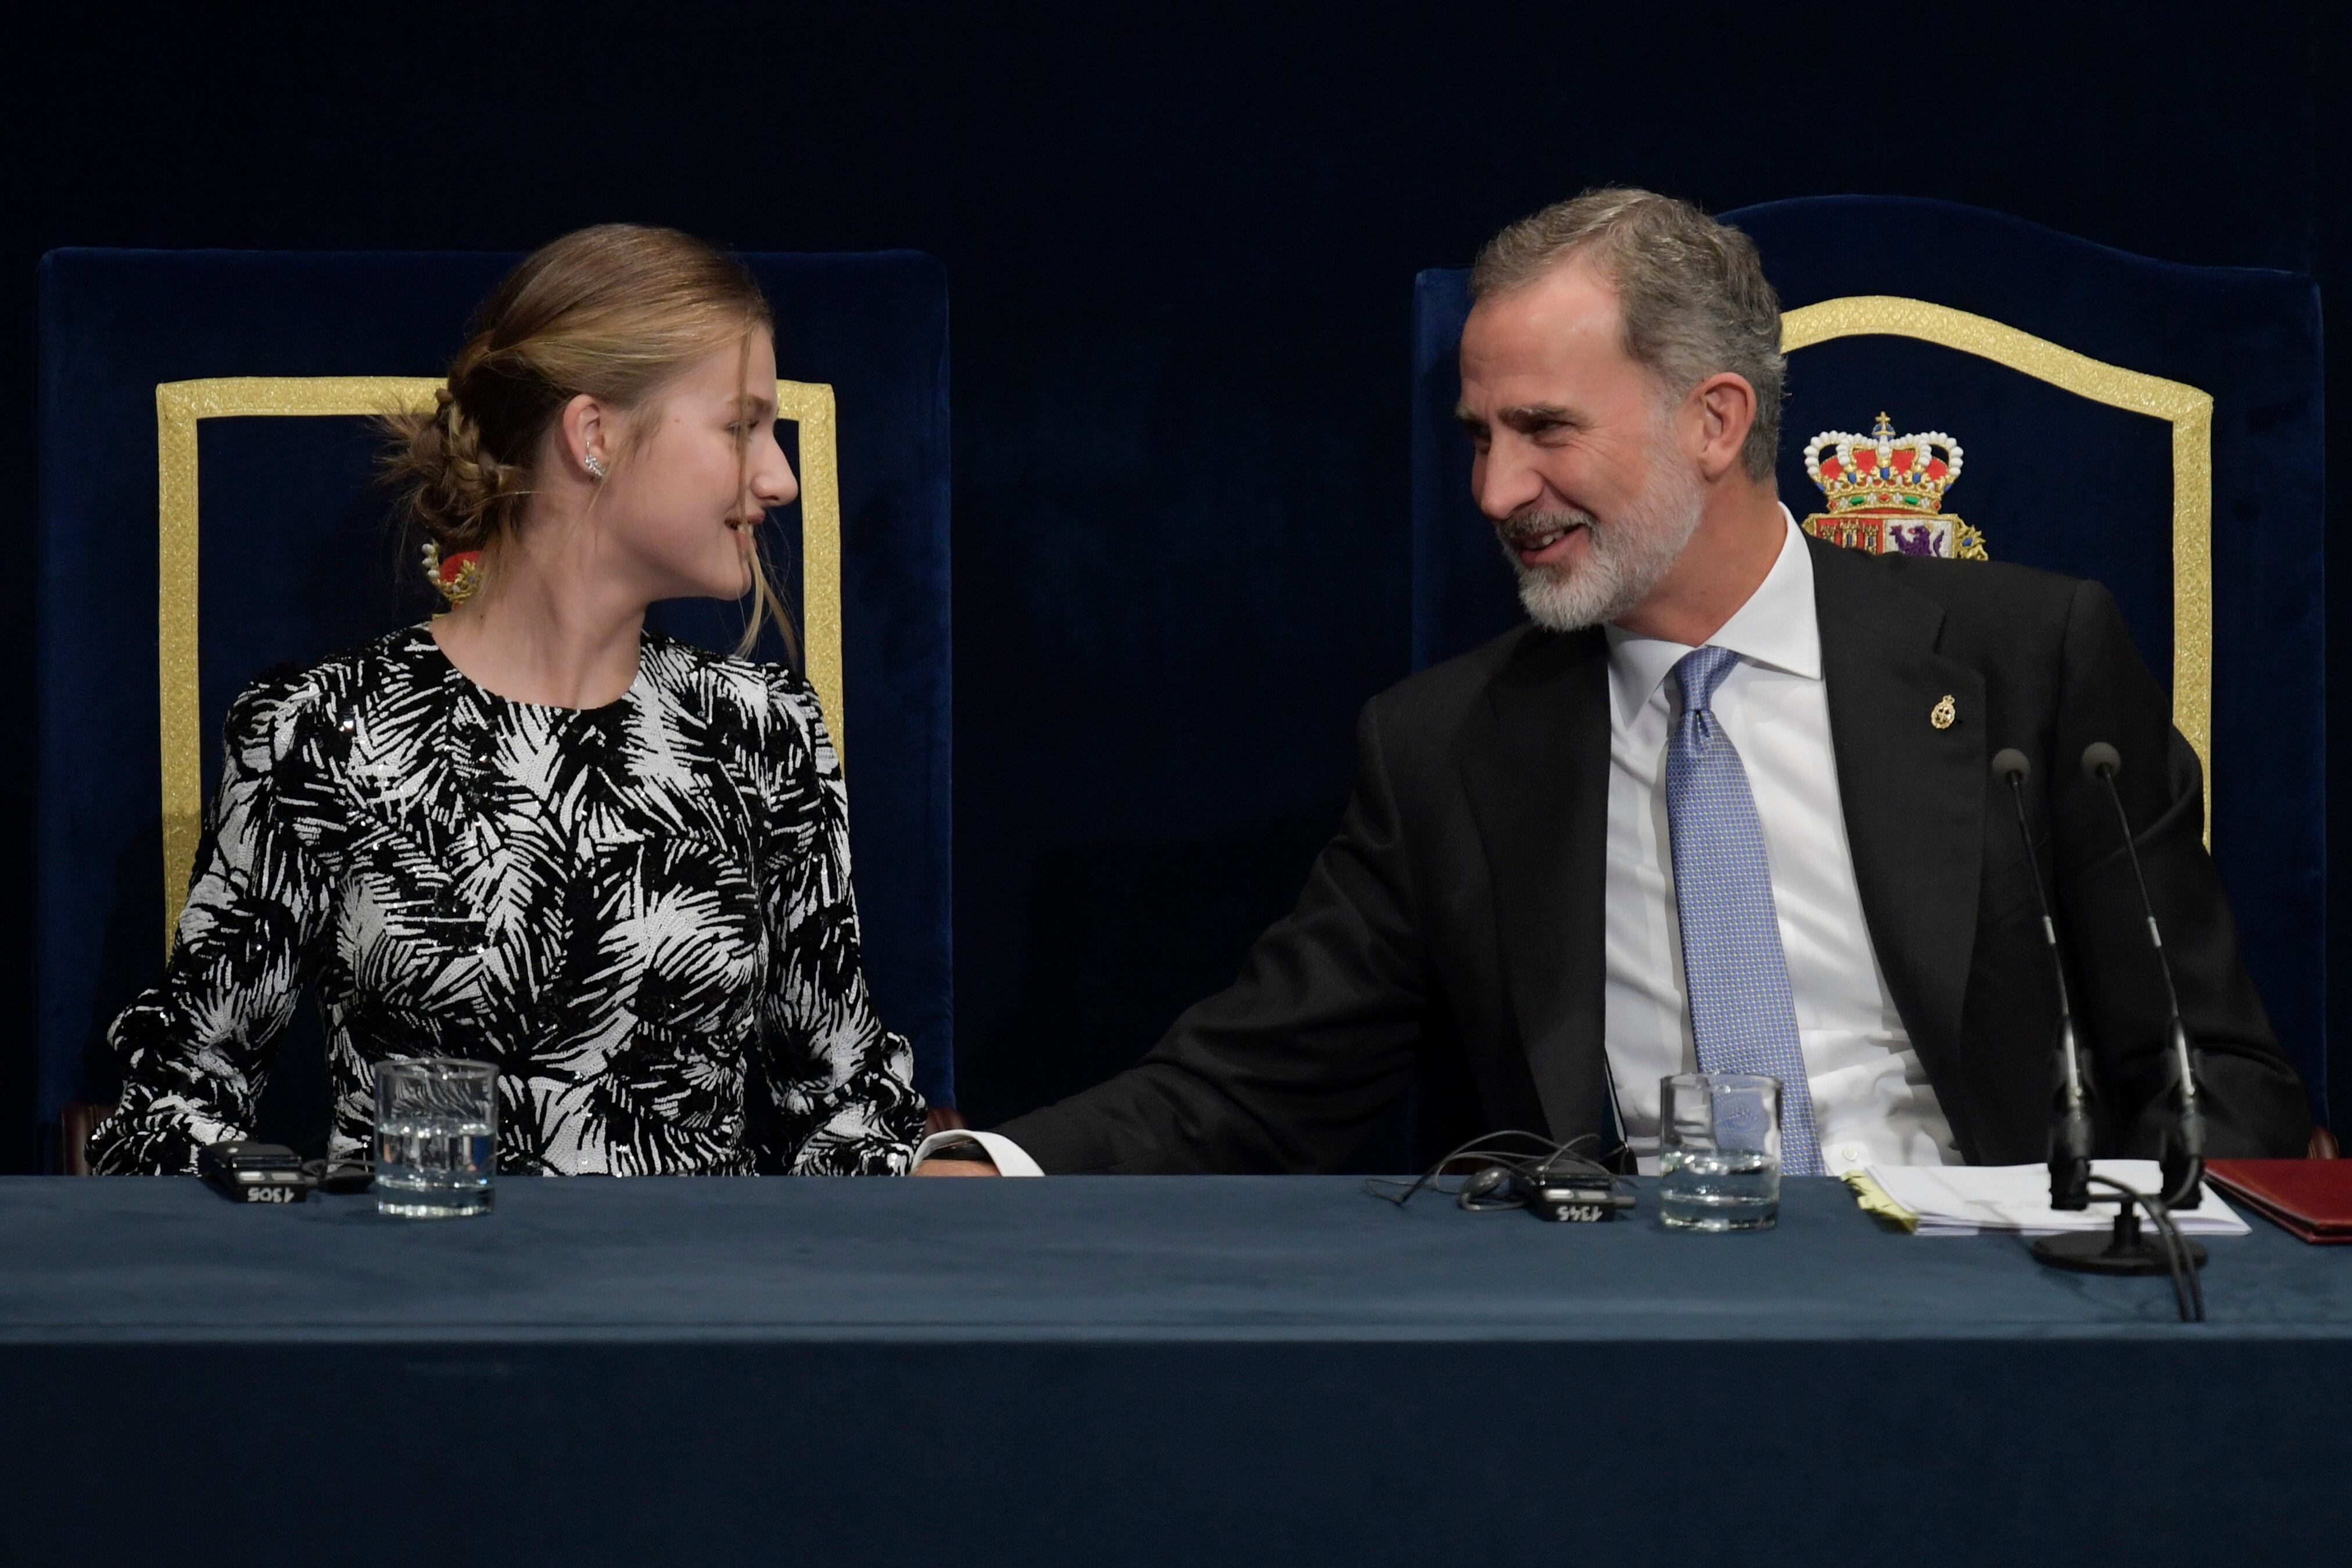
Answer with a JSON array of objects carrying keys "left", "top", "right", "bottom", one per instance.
[{"left": 594, "top": 331, "right": 797, "bottom": 602}]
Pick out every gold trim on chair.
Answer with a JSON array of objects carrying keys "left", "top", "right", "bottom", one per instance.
[
  {"left": 154, "top": 375, "right": 844, "bottom": 953},
  {"left": 770, "top": 379, "right": 844, "bottom": 763},
  {"left": 1780, "top": 297, "right": 2214, "bottom": 835}
]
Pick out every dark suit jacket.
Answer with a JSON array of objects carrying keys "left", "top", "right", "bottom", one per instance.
[{"left": 998, "top": 538, "right": 2311, "bottom": 1172}]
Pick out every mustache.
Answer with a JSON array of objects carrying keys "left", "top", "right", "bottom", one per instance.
[{"left": 1496, "top": 507, "right": 1600, "bottom": 550}]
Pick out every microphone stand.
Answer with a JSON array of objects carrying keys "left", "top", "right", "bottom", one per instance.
[
  {"left": 2083, "top": 741, "right": 2207, "bottom": 1208},
  {"left": 1990, "top": 750, "right": 2092, "bottom": 1212},
  {"left": 2030, "top": 742, "right": 2208, "bottom": 1285}
]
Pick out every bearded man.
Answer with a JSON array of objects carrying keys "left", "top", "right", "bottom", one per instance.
[{"left": 919, "top": 188, "right": 2310, "bottom": 1177}]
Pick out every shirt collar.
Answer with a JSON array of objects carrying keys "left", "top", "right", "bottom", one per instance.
[{"left": 1604, "top": 504, "right": 1820, "bottom": 727}]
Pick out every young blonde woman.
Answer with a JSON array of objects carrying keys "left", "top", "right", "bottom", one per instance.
[{"left": 91, "top": 225, "right": 924, "bottom": 1176}]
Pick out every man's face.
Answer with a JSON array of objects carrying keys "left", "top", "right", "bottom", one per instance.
[{"left": 1456, "top": 259, "right": 1704, "bottom": 631}]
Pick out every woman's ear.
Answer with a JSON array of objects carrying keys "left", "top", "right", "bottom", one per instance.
[{"left": 559, "top": 393, "right": 609, "bottom": 478}]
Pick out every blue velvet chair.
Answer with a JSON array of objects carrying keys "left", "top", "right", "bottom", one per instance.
[
  {"left": 1409, "top": 195, "right": 2329, "bottom": 1130},
  {"left": 36, "top": 248, "right": 954, "bottom": 1166}
]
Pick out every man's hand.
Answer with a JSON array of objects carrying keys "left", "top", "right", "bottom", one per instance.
[{"left": 913, "top": 1156, "right": 1002, "bottom": 1177}]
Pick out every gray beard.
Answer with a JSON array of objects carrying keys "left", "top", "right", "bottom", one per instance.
[{"left": 1498, "top": 459, "right": 1707, "bottom": 633}]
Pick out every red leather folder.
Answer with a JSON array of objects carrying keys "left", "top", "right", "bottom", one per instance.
[{"left": 2204, "top": 1160, "right": 2352, "bottom": 1245}]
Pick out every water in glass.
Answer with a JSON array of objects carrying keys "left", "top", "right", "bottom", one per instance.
[
  {"left": 1659, "top": 1146, "right": 1780, "bottom": 1231},
  {"left": 1658, "top": 1071, "right": 1783, "bottom": 1231},
  {"left": 374, "top": 1058, "right": 497, "bottom": 1218},
  {"left": 375, "top": 1114, "right": 495, "bottom": 1217}
]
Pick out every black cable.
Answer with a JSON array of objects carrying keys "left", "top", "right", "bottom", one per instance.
[
  {"left": 2149, "top": 1193, "right": 2199, "bottom": 1321},
  {"left": 1361, "top": 1132, "right": 1591, "bottom": 1205},
  {"left": 2088, "top": 1177, "right": 2188, "bottom": 1319},
  {"left": 2087, "top": 1174, "right": 2204, "bottom": 1323},
  {"left": 1361, "top": 1132, "right": 1552, "bottom": 1204},
  {"left": 301, "top": 1157, "right": 376, "bottom": 1194},
  {"left": 1363, "top": 1131, "right": 1630, "bottom": 1215}
]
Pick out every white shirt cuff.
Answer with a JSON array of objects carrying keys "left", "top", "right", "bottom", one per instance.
[{"left": 912, "top": 1128, "right": 1045, "bottom": 1177}]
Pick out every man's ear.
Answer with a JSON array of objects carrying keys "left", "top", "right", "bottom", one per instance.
[{"left": 1688, "top": 372, "right": 1758, "bottom": 482}]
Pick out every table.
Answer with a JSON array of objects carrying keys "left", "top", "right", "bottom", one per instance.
[{"left": 4, "top": 1174, "right": 2347, "bottom": 1565}]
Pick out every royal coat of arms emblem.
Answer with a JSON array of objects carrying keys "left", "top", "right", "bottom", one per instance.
[{"left": 1799, "top": 412, "right": 1988, "bottom": 561}]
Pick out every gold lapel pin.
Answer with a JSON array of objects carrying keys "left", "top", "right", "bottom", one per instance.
[{"left": 1930, "top": 694, "right": 1956, "bottom": 730}]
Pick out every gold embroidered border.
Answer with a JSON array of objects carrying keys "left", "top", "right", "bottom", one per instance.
[
  {"left": 1780, "top": 297, "right": 2214, "bottom": 835},
  {"left": 772, "top": 378, "right": 844, "bottom": 765},
  {"left": 155, "top": 375, "right": 844, "bottom": 952}
]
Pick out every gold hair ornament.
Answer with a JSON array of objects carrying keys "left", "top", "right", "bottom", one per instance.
[{"left": 422, "top": 541, "right": 484, "bottom": 607}]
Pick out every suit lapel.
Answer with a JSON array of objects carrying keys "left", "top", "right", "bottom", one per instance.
[
  {"left": 1455, "top": 544, "right": 1989, "bottom": 1153},
  {"left": 1810, "top": 539, "right": 1987, "bottom": 1148},
  {"left": 1458, "top": 629, "right": 1617, "bottom": 1145}
]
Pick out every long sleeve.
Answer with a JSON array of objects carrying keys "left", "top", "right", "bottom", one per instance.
[
  {"left": 750, "top": 672, "right": 924, "bottom": 1175},
  {"left": 88, "top": 679, "right": 338, "bottom": 1175}
]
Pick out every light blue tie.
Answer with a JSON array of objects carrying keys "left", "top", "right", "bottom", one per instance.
[{"left": 1665, "top": 646, "right": 1823, "bottom": 1176}]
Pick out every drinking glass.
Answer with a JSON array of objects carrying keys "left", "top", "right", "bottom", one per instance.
[
  {"left": 374, "top": 1057, "right": 497, "bottom": 1218},
  {"left": 1658, "top": 1071, "right": 1782, "bottom": 1231}
]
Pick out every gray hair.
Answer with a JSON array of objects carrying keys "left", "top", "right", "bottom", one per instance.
[{"left": 1470, "top": 188, "right": 1785, "bottom": 480}]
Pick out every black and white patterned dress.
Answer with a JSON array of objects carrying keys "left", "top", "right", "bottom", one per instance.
[{"left": 88, "top": 625, "right": 924, "bottom": 1177}]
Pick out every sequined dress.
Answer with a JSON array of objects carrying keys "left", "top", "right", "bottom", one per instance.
[{"left": 89, "top": 625, "right": 923, "bottom": 1176}]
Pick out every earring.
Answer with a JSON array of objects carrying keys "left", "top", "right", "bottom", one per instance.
[{"left": 585, "top": 452, "right": 607, "bottom": 479}]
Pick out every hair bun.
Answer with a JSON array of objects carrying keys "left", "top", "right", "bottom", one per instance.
[
  {"left": 382, "top": 368, "right": 512, "bottom": 553},
  {"left": 378, "top": 222, "right": 793, "bottom": 655}
]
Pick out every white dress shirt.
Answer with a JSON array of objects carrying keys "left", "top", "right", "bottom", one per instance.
[
  {"left": 1603, "top": 508, "right": 1958, "bottom": 1174},
  {"left": 921, "top": 506, "right": 1960, "bottom": 1177}
]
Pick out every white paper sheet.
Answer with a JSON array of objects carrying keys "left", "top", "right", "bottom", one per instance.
[{"left": 1863, "top": 1159, "right": 2250, "bottom": 1237}]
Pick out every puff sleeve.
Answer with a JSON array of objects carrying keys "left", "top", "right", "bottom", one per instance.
[{"left": 88, "top": 677, "right": 338, "bottom": 1175}]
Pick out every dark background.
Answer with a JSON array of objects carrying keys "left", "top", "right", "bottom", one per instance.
[{"left": 9, "top": 1, "right": 2347, "bottom": 1167}]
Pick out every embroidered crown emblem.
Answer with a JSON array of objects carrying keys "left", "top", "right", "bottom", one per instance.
[{"left": 1799, "top": 412, "right": 1988, "bottom": 561}]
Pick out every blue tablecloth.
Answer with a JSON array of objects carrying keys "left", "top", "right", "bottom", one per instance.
[{"left": 5, "top": 1175, "right": 2347, "bottom": 1564}]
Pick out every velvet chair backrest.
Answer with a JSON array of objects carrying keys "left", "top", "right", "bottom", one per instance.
[
  {"left": 1408, "top": 195, "right": 2326, "bottom": 1126},
  {"left": 35, "top": 249, "right": 954, "bottom": 1151}
]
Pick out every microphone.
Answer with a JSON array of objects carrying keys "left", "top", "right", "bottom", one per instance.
[
  {"left": 2079, "top": 741, "right": 2206, "bottom": 1208},
  {"left": 1991, "top": 748, "right": 2092, "bottom": 1211}
]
